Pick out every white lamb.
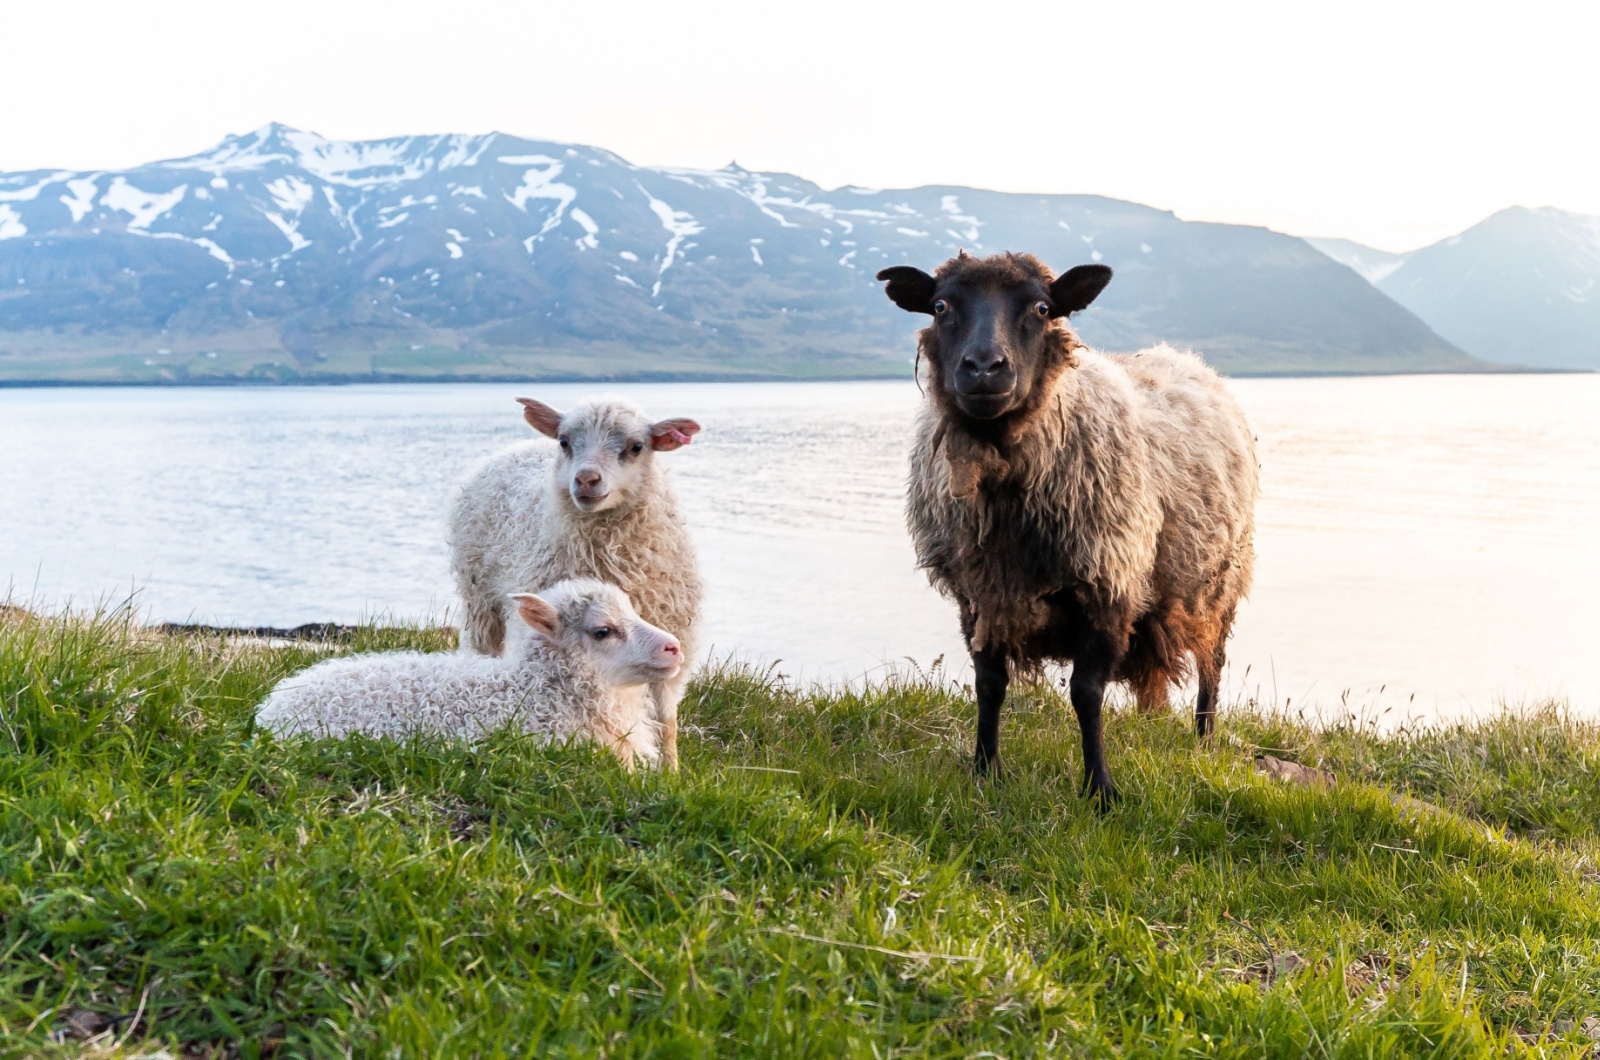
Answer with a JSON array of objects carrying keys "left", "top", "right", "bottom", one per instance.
[
  {"left": 449, "top": 396, "right": 703, "bottom": 768},
  {"left": 256, "top": 579, "right": 683, "bottom": 767}
]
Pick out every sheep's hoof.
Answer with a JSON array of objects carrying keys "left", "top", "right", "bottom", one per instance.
[
  {"left": 973, "top": 750, "right": 1002, "bottom": 779},
  {"left": 1082, "top": 773, "right": 1120, "bottom": 811}
]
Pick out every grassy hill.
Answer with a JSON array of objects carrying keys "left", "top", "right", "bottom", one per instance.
[{"left": 2, "top": 606, "right": 1597, "bottom": 1056}]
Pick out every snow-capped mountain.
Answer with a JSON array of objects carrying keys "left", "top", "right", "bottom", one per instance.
[
  {"left": 1336, "top": 208, "right": 1600, "bottom": 371},
  {"left": 0, "top": 124, "right": 1477, "bottom": 381}
]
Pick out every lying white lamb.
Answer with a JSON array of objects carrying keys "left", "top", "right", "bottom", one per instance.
[
  {"left": 255, "top": 580, "right": 683, "bottom": 767},
  {"left": 450, "top": 396, "right": 702, "bottom": 767}
]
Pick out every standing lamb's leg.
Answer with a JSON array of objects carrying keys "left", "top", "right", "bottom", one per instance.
[
  {"left": 972, "top": 649, "right": 1009, "bottom": 775},
  {"left": 1069, "top": 639, "right": 1120, "bottom": 806},
  {"left": 460, "top": 593, "right": 508, "bottom": 656},
  {"left": 650, "top": 677, "right": 682, "bottom": 770}
]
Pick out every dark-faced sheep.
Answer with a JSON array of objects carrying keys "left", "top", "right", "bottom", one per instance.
[{"left": 878, "top": 252, "right": 1258, "bottom": 803}]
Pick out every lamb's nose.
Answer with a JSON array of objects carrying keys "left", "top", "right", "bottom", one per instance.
[
  {"left": 661, "top": 640, "right": 682, "bottom": 658},
  {"left": 575, "top": 470, "right": 601, "bottom": 487}
]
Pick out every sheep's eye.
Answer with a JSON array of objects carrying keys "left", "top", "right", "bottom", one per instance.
[
  {"left": 590, "top": 627, "right": 612, "bottom": 641},
  {"left": 629, "top": 441, "right": 645, "bottom": 456},
  {"left": 1034, "top": 301, "right": 1051, "bottom": 318},
  {"left": 933, "top": 299, "right": 949, "bottom": 315},
  {"left": 558, "top": 435, "right": 571, "bottom": 452}
]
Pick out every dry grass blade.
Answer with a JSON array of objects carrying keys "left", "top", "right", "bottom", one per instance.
[{"left": 773, "top": 928, "right": 980, "bottom": 963}]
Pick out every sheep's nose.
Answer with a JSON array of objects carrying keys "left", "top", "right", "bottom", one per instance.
[
  {"left": 960, "top": 351, "right": 1009, "bottom": 376},
  {"left": 575, "top": 469, "right": 602, "bottom": 487},
  {"left": 661, "top": 639, "right": 682, "bottom": 658}
]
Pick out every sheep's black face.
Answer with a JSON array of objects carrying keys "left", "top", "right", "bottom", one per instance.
[
  {"left": 878, "top": 256, "right": 1113, "bottom": 422},
  {"left": 935, "top": 276, "right": 1050, "bottom": 419}
]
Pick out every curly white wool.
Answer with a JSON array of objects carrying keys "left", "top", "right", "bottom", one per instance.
[
  {"left": 449, "top": 397, "right": 702, "bottom": 766},
  {"left": 256, "top": 580, "right": 665, "bottom": 767}
]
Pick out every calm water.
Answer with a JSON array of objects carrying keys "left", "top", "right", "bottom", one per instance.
[{"left": 2, "top": 376, "right": 1596, "bottom": 722}]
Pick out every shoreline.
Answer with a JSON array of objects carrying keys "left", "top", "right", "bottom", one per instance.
[{"left": 0, "top": 364, "right": 1587, "bottom": 390}]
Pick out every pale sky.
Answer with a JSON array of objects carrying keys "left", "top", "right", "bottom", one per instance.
[{"left": 4, "top": 0, "right": 1596, "bottom": 252}]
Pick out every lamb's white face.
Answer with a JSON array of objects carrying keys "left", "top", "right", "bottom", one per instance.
[
  {"left": 511, "top": 581, "right": 684, "bottom": 686},
  {"left": 516, "top": 398, "right": 699, "bottom": 515}
]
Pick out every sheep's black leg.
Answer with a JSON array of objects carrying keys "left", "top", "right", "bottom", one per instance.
[
  {"left": 972, "top": 649, "right": 1008, "bottom": 775},
  {"left": 1195, "top": 665, "right": 1220, "bottom": 738},
  {"left": 1196, "top": 609, "right": 1235, "bottom": 738},
  {"left": 1069, "top": 643, "right": 1119, "bottom": 807}
]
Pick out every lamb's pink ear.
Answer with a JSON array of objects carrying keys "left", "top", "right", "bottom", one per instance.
[
  {"left": 516, "top": 398, "right": 562, "bottom": 438},
  {"left": 510, "top": 593, "right": 561, "bottom": 638},
  {"left": 649, "top": 418, "right": 701, "bottom": 452}
]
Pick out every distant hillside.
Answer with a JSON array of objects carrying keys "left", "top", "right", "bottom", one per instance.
[
  {"left": 0, "top": 125, "right": 1482, "bottom": 382},
  {"left": 1304, "top": 238, "right": 1409, "bottom": 284},
  {"left": 1310, "top": 207, "right": 1600, "bottom": 371}
]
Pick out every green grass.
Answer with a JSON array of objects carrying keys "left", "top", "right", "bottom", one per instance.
[{"left": 1, "top": 606, "right": 1598, "bottom": 1057}]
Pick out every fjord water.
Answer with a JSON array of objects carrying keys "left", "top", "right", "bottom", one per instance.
[{"left": 2, "top": 375, "right": 1595, "bottom": 723}]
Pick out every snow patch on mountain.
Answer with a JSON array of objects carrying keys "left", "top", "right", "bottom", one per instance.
[
  {"left": 672, "top": 168, "right": 802, "bottom": 229},
  {"left": 0, "top": 206, "right": 25, "bottom": 240},
  {"left": 144, "top": 230, "right": 234, "bottom": 267},
  {"left": 164, "top": 126, "right": 501, "bottom": 189},
  {"left": 0, "top": 174, "right": 70, "bottom": 203},
  {"left": 60, "top": 178, "right": 100, "bottom": 222},
  {"left": 501, "top": 156, "right": 577, "bottom": 242},
  {"left": 263, "top": 211, "right": 311, "bottom": 252},
  {"left": 433, "top": 134, "right": 497, "bottom": 171},
  {"left": 940, "top": 195, "right": 982, "bottom": 242},
  {"left": 569, "top": 207, "right": 600, "bottom": 249},
  {"left": 641, "top": 190, "right": 703, "bottom": 298},
  {"left": 266, "top": 176, "right": 314, "bottom": 214},
  {"left": 192, "top": 237, "right": 233, "bottom": 265},
  {"left": 101, "top": 178, "right": 187, "bottom": 230}
]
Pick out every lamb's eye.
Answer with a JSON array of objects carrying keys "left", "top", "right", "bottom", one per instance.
[
  {"left": 933, "top": 299, "right": 949, "bottom": 315},
  {"left": 1034, "top": 301, "right": 1051, "bottom": 318},
  {"left": 558, "top": 435, "right": 571, "bottom": 452},
  {"left": 629, "top": 441, "right": 645, "bottom": 456},
  {"left": 590, "top": 627, "right": 612, "bottom": 641}
]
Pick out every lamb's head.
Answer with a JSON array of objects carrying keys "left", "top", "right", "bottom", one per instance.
[
  {"left": 509, "top": 579, "right": 684, "bottom": 685},
  {"left": 515, "top": 397, "right": 699, "bottom": 514},
  {"left": 878, "top": 253, "right": 1112, "bottom": 424}
]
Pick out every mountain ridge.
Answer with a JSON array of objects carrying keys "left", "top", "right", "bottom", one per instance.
[
  {"left": 1309, "top": 206, "right": 1600, "bottom": 370},
  {"left": 0, "top": 124, "right": 1485, "bottom": 382}
]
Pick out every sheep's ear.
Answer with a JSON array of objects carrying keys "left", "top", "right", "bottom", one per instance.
[
  {"left": 876, "top": 266, "right": 937, "bottom": 314},
  {"left": 1048, "top": 265, "right": 1113, "bottom": 318},
  {"left": 650, "top": 418, "right": 700, "bottom": 452},
  {"left": 510, "top": 593, "right": 561, "bottom": 638},
  {"left": 516, "top": 398, "right": 563, "bottom": 438}
]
